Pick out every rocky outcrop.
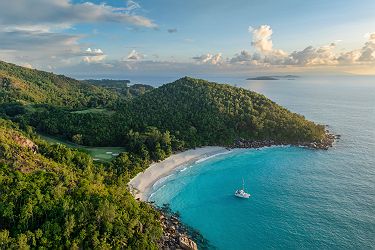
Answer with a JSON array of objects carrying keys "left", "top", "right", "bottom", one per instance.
[
  {"left": 13, "top": 133, "right": 38, "bottom": 153},
  {"left": 179, "top": 236, "right": 198, "bottom": 250},
  {"left": 156, "top": 204, "right": 208, "bottom": 250},
  {"left": 232, "top": 130, "right": 337, "bottom": 150}
]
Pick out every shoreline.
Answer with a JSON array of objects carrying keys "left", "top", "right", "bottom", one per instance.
[
  {"left": 128, "top": 146, "right": 228, "bottom": 201},
  {"left": 128, "top": 132, "right": 338, "bottom": 202},
  {"left": 128, "top": 140, "right": 338, "bottom": 249}
]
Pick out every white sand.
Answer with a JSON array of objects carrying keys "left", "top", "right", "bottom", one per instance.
[{"left": 128, "top": 146, "right": 227, "bottom": 201}]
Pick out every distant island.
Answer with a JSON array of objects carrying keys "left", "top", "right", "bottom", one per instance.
[
  {"left": 247, "top": 75, "right": 299, "bottom": 80},
  {"left": 247, "top": 76, "right": 279, "bottom": 80},
  {"left": 0, "top": 60, "right": 333, "bottom": 249}
]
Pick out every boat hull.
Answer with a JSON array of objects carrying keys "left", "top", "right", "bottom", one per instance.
[{"left": 235, "top": 193, "right": 250, "bottom": 199}]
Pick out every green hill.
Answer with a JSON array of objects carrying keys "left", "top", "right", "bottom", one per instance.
[
  {"left": 12, "top": 76, "right": 327, "bottom": 148},
  {"left": 0, "top": 61, "right": 119, "bottom": 108},
  {"left": 0, "top": 119, "right": 161, "bottom": 249},
  {"left": 123, "top": 77, "right": 326, "bottom": 146}
]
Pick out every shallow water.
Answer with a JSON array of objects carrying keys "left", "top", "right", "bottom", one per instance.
[{"left": 150, "top": 76, "right": 375, "bottom": 249}]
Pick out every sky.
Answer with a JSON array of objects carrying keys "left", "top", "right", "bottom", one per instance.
[{"left": 0, "top": 0, "right": 374, "bottom": 78}]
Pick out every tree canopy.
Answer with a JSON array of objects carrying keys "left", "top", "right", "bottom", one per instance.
[{"left": 0, "top": 119, "right": 162, "bottom": 249}]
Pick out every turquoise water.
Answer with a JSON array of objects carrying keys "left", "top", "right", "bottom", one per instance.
[{"left": 150, "top": 76, "right": 375, "bottom": 249}]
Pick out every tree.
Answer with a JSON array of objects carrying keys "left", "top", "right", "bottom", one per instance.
[{"left": 72, "top": 134, "right": 83, "bottom": 145}]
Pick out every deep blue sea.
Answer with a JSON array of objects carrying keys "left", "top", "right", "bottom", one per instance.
[{"left": 149, "top": 76, "right": 375, "bottom": 249}]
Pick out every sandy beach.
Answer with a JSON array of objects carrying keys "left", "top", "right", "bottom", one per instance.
[{"left": 129, "top": 146, "right": 227, "bottom": 201}]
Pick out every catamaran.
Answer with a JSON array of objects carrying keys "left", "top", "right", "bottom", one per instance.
[{"left": 235, "top": 178, "right": 251, "bottom": 198}]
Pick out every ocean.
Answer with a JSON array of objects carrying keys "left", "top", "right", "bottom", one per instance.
[{"left": 149, "top": 76, "right": 375, "bottom": 249}]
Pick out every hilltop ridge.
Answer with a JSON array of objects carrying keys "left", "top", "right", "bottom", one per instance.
[{"left": 0, "top": 60, "right": 119, "bottom": 108}]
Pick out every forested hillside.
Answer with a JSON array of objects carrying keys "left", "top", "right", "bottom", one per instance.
[
  {"left": 124, "top": 77, "right": 326, "bottom": 146},
  {"left": 83, "top": 79, "right": 154, "bottom": 98},
  {"left": 17, "top": 77, "right": 327, "bottom": 148},
  {"left": 0, "top": 61, "right": 120, "bottom": 108},
  {"left": 0, "top": 119, "right": 162, "bottom": 249}
]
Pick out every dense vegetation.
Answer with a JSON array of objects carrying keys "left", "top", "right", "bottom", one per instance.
[
  {"left": 13, "top": 77, "right": 326, "bottom": 148},
  {"left": 83, "top": 79, "right": 153, "bottom": 98},
  {"left": 0, "top": 61, "right": 120, "bottom": 108},
  {"left": 124, "top": 77, "right": 326, "bottom": 146},
  {"left": 0, "top": 119, "right": 162, "bottom": 249},
  {"left": 0, "top": 61, "right": 328, "bottom": 248}
]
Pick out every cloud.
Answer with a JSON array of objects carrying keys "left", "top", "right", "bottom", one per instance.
[
  {"left": 192, "top": 53, "right": 223, "bottom": 65},
  {"left": 82, "top": 48, "right": 106, "bottom": 63},
  {"left": 0, "top": 0, "right": 157, "bottom": 29},
  {"left": 85, "top": 48, "right": 103, "bottom": 54},
  {"left": 0, "top": 29, "right": 107, "bottom": 67},
  {"left": 249, "top": 25, "right": 274, "bottom": 53},
  {"left": 287, "top": 34, "right": 375, "bottom": 66},
  {"left": 230, "top": 50, "right": 264, "bottom": 65},
  {"left": 0, "top": 0, "right": 157, "bottom": 68},
  {"left": 249, "top": 25, "right": 288, "bottom": 60},
  {"left": 60, "top": 30, "right": 375, "bottom": 77},
  {"left": 230, "top": 26, "right": 375, "bottom": 68},
  {"left": 0, "top": 29, "right": 85, "bottom": 67},
  {"left": 168, "top": 28, "right": 178, "bottom": 33},
  {"left": 288, "top": 43, "right": 338, "bottom": 66},
  {"left": 357, "top": 33, "right": 375, "bottom": 62},
  {"left": 126, "top": 50, "right": 145, "bottom": 60}
]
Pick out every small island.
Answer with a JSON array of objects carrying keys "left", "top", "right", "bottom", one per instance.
[
  {"left": 247, "top": 75, "right": 299, "bottom": 80},
  {"left": 246, "top": 76, "right": 279, "bottom": 80}
]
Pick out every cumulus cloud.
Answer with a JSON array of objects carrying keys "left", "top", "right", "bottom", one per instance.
[
  {"left": 126, "top": 50, "right": 145, "bottom": 60},
  {"left": 249, "top": 25, "right": 273, "bottom": 53},
  {"left": 86, "top": 48, "right": 103, "bottom": 54},
  {"left": 288, "top": 43, "right": 338, "bottom": 66},
  {"left": 229, "top": 26, "right": 375, "bottom": 69},
  {"left": 61, "top": 30, "right": 375, "bottom": 77},
  {"left": 82, "top": 48, "right": 106, "bottom": 63},
  {"left": 230, "top": 50, "right": 252, "bottom": 63},
  {"left": 287, "top": 34, "right": 375, "bottom": 66},
  {"left": 249, "top": 25, "right": 287, "bottom": 57},
  {"left": 357, "top": 33, "right": 375, "bottom": 62},
  {"left": 192, "top": 53, "right": 223, "bottom": 65},
  {"left": 230, "top": 50, "right": 263, "bottom": 65}
]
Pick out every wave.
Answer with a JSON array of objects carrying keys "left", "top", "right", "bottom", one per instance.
[
  {"left": 179, "top": 166, "right": 188, "bottom": 172},
  {"left": 152, "top": 173, "right": 175, "bottom": 189},
  {"left": 252, "top": 144, "right": 291, "bottom": 151},
  {"left": 148, "top": 184, "right": 166, "bottom": 201},
  {"left": 195, "top": 150, "right": 234, "bottom": 164},
  {"left": 149, "top": 150, "right": 236, "bottom": 201}
]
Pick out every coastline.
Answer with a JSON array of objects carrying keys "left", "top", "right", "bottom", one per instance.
[
  {"left": 128, "top": 146, "right": 227, "bottom": 201},
  {"left": 128, "top": 138, "right": 338, "bottom": 249},
  {"left": 128, "top": 131, "right": 338, "bottom": 202}
]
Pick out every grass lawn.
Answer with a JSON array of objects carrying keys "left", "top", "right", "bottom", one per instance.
[
  {"left": 70, "top": 108, "right": 113, "bottom": 114},
  {"left": 39, "top": 134, "right": 125, "bottom": 162}
]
